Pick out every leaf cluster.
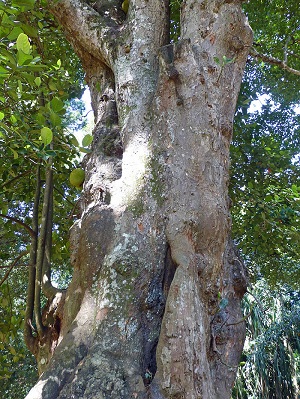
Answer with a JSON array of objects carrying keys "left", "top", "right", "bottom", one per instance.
[
  {"left": 231, "top": 77, "right": 300, "bottom": 287},
  {"left": 233, "top": 282, "right": 300, "bottom": 399}
]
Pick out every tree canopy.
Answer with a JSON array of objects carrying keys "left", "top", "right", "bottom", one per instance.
[{"left": 0, "top": 0, "right": 299, "bottom": 398}]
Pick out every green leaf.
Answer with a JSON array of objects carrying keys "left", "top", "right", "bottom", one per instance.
[
  {"left": 50, "top": 97, "right": 64, "bottom": 112},
  {"left": 70, "top": 136, "right": 79, "bottom": 147},
  {"left": 79, "top": 146, "right": 92, "bottom": 154},
  {"left": 0, "top": 65, "right": 9, "bottom": 77},
  {"left": 34, "top": 76, "right": 41, "bottom": 87},
  {"left": 10, "top": 148, "right": 18, "bottom": 159},
  {"left": 17, "top": 50, "right": 33, "bottom": 66},
  {"left": 48, "top": 81, "right": 57, "bottom": 91},
  {"left": 9, "top": 346, "right": 16, "bottom": 355},
  {"left": 0, "top": 111, "right": 4, "bottom": 120},
  {"left": 7, "top": 27, "right": 24, "bottom": 41},
  {"left": 40, "top": 127, "right": 53, "bottom": 146},
  {"left": 20, "top": 23, "right": 38, "bottom": 38},
  {"left": 16, "top": 33, "right": 31, "bottom": 55},
  {"left": 36, "top": 112, "right": 45, "bottom": 125},
  {"left": 50, "top": 111, "right": 61, "bottom": 127},
  {"left": 10, "top": 115, "right": 17, "bottom": 124},
  {"left": 21, "top": 64, "right": 46, "bottom": 71},
  {"left": 291, "top": 184, "right": 298, "bottom": 193},
  {"left": 12, "top": 0, "right": 36, "bottom": 7},
  {"left": 18, "top": 80, "right": 22, "bottom": 93},
  {"left": 82, "top": 134, "right": 93, "bottom": 147},
  {"left": 44, "top": 149, "right": 56, "bottom": 157},
  {"left": 0, "top": 48, "right": 17, "bottom": 67}
]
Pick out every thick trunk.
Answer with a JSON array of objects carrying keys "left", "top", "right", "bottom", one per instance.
[{"left": 26, "top": 1, "right": 252, "bottom": 398}]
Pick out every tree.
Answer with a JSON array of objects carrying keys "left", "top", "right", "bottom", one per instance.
[
  {"left": 233, "top": 283, "right": 300, "bottom": 399},
  {"left": 24, "top": 1, "right": 252, "bottom": 397},
  {"left": 0, "top": 0, "right": 297, "bottom": 398}
]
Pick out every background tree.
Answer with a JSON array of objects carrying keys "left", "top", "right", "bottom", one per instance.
[{"left": 232, "top": 283, "right": 300, "bottom": 399}]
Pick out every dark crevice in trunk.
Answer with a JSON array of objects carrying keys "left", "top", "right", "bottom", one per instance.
[
  {"left": 92, "top": 95, "right": 123, "bottom": 159},
  {"left": 143, "top": 336, "right": 159, "bottom": 386},
  {"left": 162, "top": 244, "right": 177, "bottom": 299},
  {"left": 82, "top": 61, "right": 123, "bottom": 210},
  {"left": 141, "top": 244, "right": 178, "bottom": 387}
]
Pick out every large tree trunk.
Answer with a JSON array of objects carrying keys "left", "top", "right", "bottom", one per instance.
[{"left": 26, "top": 1, "right": 252, "bottom": 398}]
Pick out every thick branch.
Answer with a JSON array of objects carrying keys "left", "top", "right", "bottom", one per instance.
[
  {"left": 250, "top": 48, "right": 300, "bottom": 76},
  {"left": 0, "top": 213, "right": 36, "bottom": 238},
  {"left": 34, "top": 161, "right": 54, "bottom": 336},
  {"left": 48, "top": 0, "right": 122, "bottom": 67},
  {"left": 24, "top": 165, "right": 41, "bottom": 350},
  {"left": 42, "top": 170, "right": 62, "bottom": 299}
]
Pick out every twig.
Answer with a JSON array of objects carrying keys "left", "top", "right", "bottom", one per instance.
[
  {"left": 53, "top": 186, "right": 75, "bottom": 206},
  {"left": 246, "top": 289, "right": 266, "bottom": 313},
  {"left": 0, "top": 251, "right": 29, "bottom": 286},
  {"left": 0, "top": 170, "right": 31, "bottom": 188},
  {"left": 0, "top": 213, "right": 36, "bottom": 238},
  {"left": 250, "top": 48, "right": 300, "bottom": 76},
  {"left": 226, "top": 309, "right": 253, "bottom": 326},
  {"left": 0, "top": 263, "right": 27, "bottom": 269}
]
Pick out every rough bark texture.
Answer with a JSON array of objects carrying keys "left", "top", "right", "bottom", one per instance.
[{"left": 26, "top": 1, "right": 252, "bottom": 398}]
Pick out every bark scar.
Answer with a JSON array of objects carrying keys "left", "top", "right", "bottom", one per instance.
[{"left": 159, "top": 44, "right": 183, "bottom": 106}]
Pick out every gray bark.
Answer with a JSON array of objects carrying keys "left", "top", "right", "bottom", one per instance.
[{"left": 26, "top": 0, "right": 252, "bottom": 398}]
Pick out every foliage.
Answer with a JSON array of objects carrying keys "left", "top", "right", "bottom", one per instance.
[
  {"left": 169, "top": 0, "right": 181, "bottom": 42},
  {"left": 230, "top": 0, "right": 300, "bottom": 288},
  {"left": 0, "top": 274, "right": 38, "bottom": 397},
  {"left": 231, "top": 80, "right": 300, "bottom": 287},
  {"left": 230, "top": 4, "right": 300, "bottom": 394},
  {"left": 243, "top": 0, "right": 300, "bottom": 105},
  {"left": 232, "top": 282, "right": 300, "bottom": 399}
]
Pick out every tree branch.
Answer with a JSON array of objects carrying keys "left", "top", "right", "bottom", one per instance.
[
  {"left": 0, "top": 213, "right": 36, "bottom": 238},
  {"left": 34, "top": 161, "right": 54, "bottom": 336},
  {"left": 42, "top": 164, "right": 62, "bottom": 299},
  {"left": 48, "top": 0, "right": 124, "bottom": 68},
  {"left": 24, "top": 164, "right": 41, "bottom": 350},
  {"left": 0, "top": 251, "right": 29, "bottom": 287},
  {"left": 0, "top": 263, "right": 27, "bottom": 269},
  {"left": 0, "top": 170, "right": 31, "bottom": 189},
  {"left": 250, "top": 47, "right": 300, "bottom": 76}
]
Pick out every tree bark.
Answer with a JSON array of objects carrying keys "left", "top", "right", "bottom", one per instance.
[{"left": 26, "top": 1, "right": 252, "bottom": 398}]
